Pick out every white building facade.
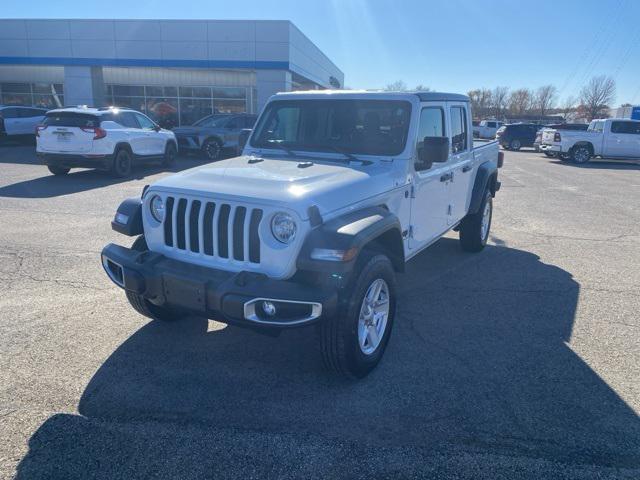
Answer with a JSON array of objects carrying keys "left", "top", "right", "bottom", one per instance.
[{"left": 0, "top": 19, "right": 343, "bottom": 127}]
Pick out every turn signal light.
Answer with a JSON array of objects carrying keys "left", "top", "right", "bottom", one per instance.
[
  {"left": 35, "top": 124, "right": 47, "bottom": 137},
  {"left": 81, "top": 126, "right": 107, "bottom": 140}
]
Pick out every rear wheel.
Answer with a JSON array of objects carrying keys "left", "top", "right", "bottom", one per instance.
[
  {"left": 544, "top": 152, "right": 556, "bottom": 158},
  {"left": 509, "top": 139, "right": 521, "bottom": 151},
  {"left": 202, "top": 138, "right": 222, "bottom": 161},
  {"left": 162, "top": 142, "right": 177, "bottom": 167},
  {"left": 319, "top": 252, "right": 396, "bottom": 378},
  {"left": 47, "top": 165, "right": 70, "bottom": 176},
  {"left": 459, "top": 189, "right": 492, "bottom": 252},
  {"left": 125, "top": 236, "right": 183, "bottom": 322},
  {"left": 571, "top": 145, "right": 591, "bottom": 164},
  {"left": 111, "top": 148, "right": 132, "bottom": 177}
]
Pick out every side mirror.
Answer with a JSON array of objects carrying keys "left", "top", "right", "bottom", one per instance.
[
  {"left": 418, "top": 136, "right": 449, "bottom": 168},
  {"left": 238, "top": 128, "right": 252, "bottom": 152},
  {"left": 153, "top": 124, "right": 161, "bottom": 132}
]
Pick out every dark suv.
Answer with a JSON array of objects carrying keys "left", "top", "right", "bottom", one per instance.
[
  {"left": 496, "top": 123, "right": 542, "bottom": 151},
  {"left": 172, "top": 113, "right": 257, "bottom": 160}
]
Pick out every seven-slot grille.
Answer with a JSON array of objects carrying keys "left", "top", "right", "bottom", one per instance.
[{"left": 163, "top": 196, "right": 263, "bottom": 264}]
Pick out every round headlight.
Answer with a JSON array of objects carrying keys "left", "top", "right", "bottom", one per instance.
[
  {"left": 271, "top": 212, "right": 297, "bottom": 244},
  {"left": 150, "top": 195, "right": 165, "bottom": 223}
]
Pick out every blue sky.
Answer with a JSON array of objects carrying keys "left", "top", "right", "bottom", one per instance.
[{"left": 5, "top": 0, "right": 640, "bottom": 105}]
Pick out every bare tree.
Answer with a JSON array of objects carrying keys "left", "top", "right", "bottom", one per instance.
[
  {"left": 468, "top": 88, "right": 493, "bottom": 119},
  {"left": 491, "top": 86, "right": 509, "bottom": 119},
  {"left": 384, "top": 80, "right": 408, "bottom": 92},
  {"left": 560, "top": 96, "right": 577, "bottom": 121},
  {"left": 535, "top": 85, "right": 557, "bottom": 117},
  {"left": 414, "top": 84, "right": 430, "bottom": 92},
  {"left": 579, "top": 75, "right": 616, "bottom": 121},
  {"left": 508, "top": 88, "right": 533, "bottom": 115}
]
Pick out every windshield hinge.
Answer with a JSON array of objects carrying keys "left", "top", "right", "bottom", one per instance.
[{"left": 410, "top": 185, "right": 415, "bottom": 199}]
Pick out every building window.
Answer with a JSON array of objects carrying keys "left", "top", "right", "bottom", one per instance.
[
  {"left": 0, "top": 82, "right": 64, "bottom": 108},
  {"left": 106, "top": 84, "right": 250, "bottom": 127}
]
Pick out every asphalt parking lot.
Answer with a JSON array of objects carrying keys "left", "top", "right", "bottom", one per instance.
[{"left": 0, "top": 144, "right": 639, "bottom": 479}]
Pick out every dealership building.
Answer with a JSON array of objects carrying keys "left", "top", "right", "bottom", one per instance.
[{"left": 0, "top": 19, "right": 343, "bottom": 127}]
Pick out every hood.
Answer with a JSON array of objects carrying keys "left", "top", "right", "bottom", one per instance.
[{"left": 151, "top": 155, "right": 403, "bottom": 220}]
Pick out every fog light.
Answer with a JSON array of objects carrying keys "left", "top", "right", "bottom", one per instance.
[
  {"left": 261, "top": 301, "right": 277, "bottom": 317},
  {"left": 114, "top": 212, "right": 129, "bottom": 225}
]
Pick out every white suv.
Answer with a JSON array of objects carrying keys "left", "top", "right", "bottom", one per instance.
[{"left": 36, "top": 106, "right": 177, "bottom": 177}]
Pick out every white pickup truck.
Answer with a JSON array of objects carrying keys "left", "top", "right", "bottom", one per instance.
[
  {"left": 101, "top": 91, "right": 503, "bottom": 378},
  {"left": 541, "top": 118, "right": 640, "bottom": 163},
  {"left": 473, "top": 120, "right": 503, "bottom": 139}
]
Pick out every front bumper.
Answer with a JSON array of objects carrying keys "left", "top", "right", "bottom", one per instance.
[
  {"left": 101, "top": 243, "right": 338, "bottom": 328},
  {"left": 38, "top": 152, "right": 113, "bottom": 170}
]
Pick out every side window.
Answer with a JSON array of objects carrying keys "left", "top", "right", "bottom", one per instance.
[
  {"left": 487, "top": 121, "right": 496, "bottom": 128},
  {"left": 135, "top": 113, "right": 156, "bottom": 130},
  {"left": 450, "top": 106, "right": 468, "bottom": 153},
  {"left": 2, "top": 108, "right": 20, "bottom": 119},
  {"left": 116, "top": 112, "right": 140, "bottom": 129},
  {"left": 611, "top": 121, "right": 640, "bottom": 134},
  {"left": 611, "top": 121, "right": 624, "bottom": 134},
  {"left": 245, "top": 115, "right": 257, "bottom": 128},
  {"left": 415, "top": 107, "right": 445, "bottom": 171}
]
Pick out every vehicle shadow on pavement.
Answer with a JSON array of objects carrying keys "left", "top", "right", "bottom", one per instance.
[
  {"left": 15, "top": 239, "right": 640, "bottom": 478},
  {"left": 549, "top": 159, "right": 640, "bottom": 170},
  {"left": 0, "top": 156, "right": 202, "bottom": 199}
]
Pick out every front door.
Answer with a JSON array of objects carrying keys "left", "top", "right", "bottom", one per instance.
[
  {"left": 135, "top": 113, "right": 164, "bottom": 155},
  {"left": 447, "top": 102, "right": 475, "bottom": 223},
  {"left": 605, "top": 121, "right": 640, "bottom": 158},
  {"left": 409, "top": 103, "right": 451, "bottom": 250}
]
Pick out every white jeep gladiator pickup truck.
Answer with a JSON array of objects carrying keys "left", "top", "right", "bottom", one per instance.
[
  {"left": 541, "top": 118, "right": 640, "bottom": 163},
  {"left": 101, "top": 91, "right": 503, "bottom": 377}
]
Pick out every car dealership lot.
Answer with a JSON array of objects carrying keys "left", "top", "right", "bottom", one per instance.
[{"left": 0, "top": 146, "right": 639, "bottom": 479}]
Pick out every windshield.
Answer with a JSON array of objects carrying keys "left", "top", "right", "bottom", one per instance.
[
  {"left": 251, "top": 99, "right": 412, "bottom": 156},
  {"left": 193, "top": 114, "right": 231, "bottom": 128}
]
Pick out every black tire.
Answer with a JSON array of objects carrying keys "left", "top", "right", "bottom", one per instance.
[
  {"left": 202, "top": 138, "right": 222, "bottom": 161},
  {"left": 47, "top": 165, "right": 70, "bottom": 176},
  {"left": 459, "top": 189, "right": 493, "bottom": 252},
  {"left": 509, "top": 139, "right": 522, "bottom": 151},
  {"left": 544, "top": 152, "right": 556, "bottom": 158},
  {"left": 162, "top": 141, "right": 177, "bottom": 167},
  {"left": 111, "top": 147, "right": 133, "bottom": 177},
  {"left": 570, "top": 145, "right": 591, "bottom": 164},
  {"left": 319, "top": 252, "right": 397, "bottom": 378},
  {"left": 125, "top": 236, "right": 182, "bottom": 322}
]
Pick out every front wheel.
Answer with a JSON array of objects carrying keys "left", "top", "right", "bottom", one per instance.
[
  {"left": 202, "top": 138, "right": 222, "bottom": 161},
  {"left": 47, "top": 165, "right": 70, "bottom": 176},
  {"left": 162, "top": 142, "right": 177, "bottom": 167},
  {"left": 509, "top": 139, "right": 522, "bottom": 151},
  {"left": 125, "top": 236, "right": 183, "bottom": 322},
  {"left": 319, "top": 253, "right": 396, "bottom": 378},
  {"left": 459, "top": 189, "right": 492, "bottom": 252}
]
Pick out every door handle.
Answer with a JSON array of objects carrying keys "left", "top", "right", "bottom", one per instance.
[
  {"left": 462, "top": 165, "right": 472, "bottom": 173},
  {"left": 440, "top": 173, "right": 452, "bottom": 182}
]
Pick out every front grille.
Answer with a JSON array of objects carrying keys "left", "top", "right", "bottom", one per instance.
[{"left": 163, "top": 196, "right": 263, "bottom": 264}]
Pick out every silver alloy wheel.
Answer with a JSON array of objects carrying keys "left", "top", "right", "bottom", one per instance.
[
  {"left": 573, "top": 146, "right": 590, "bottom": 164},
  {"left": 511, "top": 139, "right": 521, "bottom": 150},
  {"left": 481, "top": 197, "right": 492, "bottom": 241},
  {"left": 357, "top": 278, "right": 390, "bottom": 355}
]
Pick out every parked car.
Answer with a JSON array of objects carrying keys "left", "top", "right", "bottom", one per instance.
[
  {"left": 473, "top": 120, "right": 503, "bottom": 139},
  {"left": 172, "top": 113, "right": 257, "bottom": 161},
  {"left": 535, "top": 123, "right": 588, "bottom": 156},
  {"left": 0, "top": 106, "right": 48, "bottom": 140},
  {"left": 36, "top": 106, "right": 177, "bottom": 177},
  {"left": 541, "top": 118, "right": 640, "bottom": 164},
  {"left": 101, "top": 91, "right": 503, "bottom": 378},
  {"left": 496, "top": 123, "right": 541, "bottom": 150}
]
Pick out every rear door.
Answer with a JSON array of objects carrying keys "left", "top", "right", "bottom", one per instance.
[
  {"left": 1, "top": 108, "right": 22, "bottom": 135},
  {"left": 38, "top": 112, "right": 98, "bottom": 153},
  {"left": 409, "top": 103, "right": 450, "bottom": 249},
  {"left": 605, "top": 121, "right": 640, "bottom": 158},
  {"left": 447, "top": 102, "right": 475, "bottom": 223}
]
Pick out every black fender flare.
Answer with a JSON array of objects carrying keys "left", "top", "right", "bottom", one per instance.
[
  {"left": 111, "top": 197, "right": 143, "bottom": 236},
  {"left": 468, "top": 161, "right": 499, "bottom": 215},
  {"left": 297, "top": 206, "right": 405, "bottom": 274}
]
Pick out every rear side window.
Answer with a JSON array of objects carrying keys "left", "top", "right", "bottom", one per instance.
[
  {"left": 450, "top": 106, "right": 468, "bottom": 153},
  {"left": 1, "top": 108, "right": 21, "bottom": 118},
  {"left": 43, "top": 112, "right": 99, "bottom": 128}
]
